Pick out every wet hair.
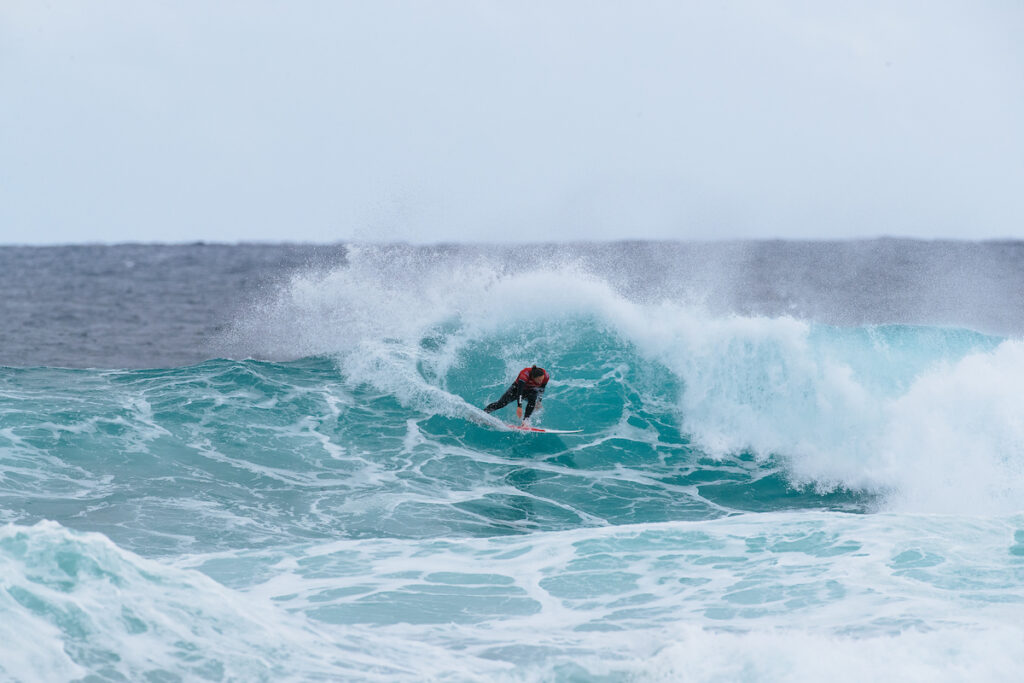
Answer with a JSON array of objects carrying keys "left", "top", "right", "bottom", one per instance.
[{"left": 529, "top": 365, "right": 545, "bottom": 379}]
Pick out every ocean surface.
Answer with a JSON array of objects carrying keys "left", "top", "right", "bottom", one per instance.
[{"left": 2, "top": 240, "right": 1024, "bottom": 681}]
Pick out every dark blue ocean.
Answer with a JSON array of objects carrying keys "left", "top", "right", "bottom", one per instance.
[{"left": 2, "top": 241, "right": 1023, "bottom": 681}]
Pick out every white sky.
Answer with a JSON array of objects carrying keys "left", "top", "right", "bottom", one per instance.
[{"left": 1, "top": 1, "right": 1022, "bottom": 244}]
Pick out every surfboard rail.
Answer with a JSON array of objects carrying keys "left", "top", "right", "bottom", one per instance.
[{"left": 508, "top": 424, "right": 582, "bottom": 434}]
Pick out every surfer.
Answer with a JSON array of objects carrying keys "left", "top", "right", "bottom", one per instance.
[{"left": 484, "top": 365, "right": 549, "bottom": 423}]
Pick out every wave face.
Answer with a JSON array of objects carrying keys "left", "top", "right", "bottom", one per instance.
[{"left": 3, "top": 242, "right": 1024, "bottom": 680}]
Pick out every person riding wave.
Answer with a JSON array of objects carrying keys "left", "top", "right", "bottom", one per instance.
[{"left": 484, "top": 365, "right": 549, "bottom": 423}]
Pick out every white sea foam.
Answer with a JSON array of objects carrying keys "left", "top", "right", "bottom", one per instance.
[
  {"left": 5, "top": 508, "right": 1024, "bottom": 681},
  {"left": 0, "top": 521, "right": 511, "bottom": 681},
  {"left": 624, "top": 625, "right": 1021, "bottom": 683},
  {"left": 188, "top": 510, "right": 1024, "bottom": 681}
]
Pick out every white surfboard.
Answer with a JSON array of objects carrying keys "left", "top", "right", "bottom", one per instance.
[{"left": 507, "top": 424, "right": 582, "bottom": 434}]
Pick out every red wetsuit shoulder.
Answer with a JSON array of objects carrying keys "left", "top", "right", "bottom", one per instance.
[{"left": 517, "top": 367, "right": 549, "bottom": 388}]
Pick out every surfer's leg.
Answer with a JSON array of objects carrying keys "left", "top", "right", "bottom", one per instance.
[
  {"left": 522, "top": 392, "right": 538, "bottom": 419},
  {"left": 484, "top": 385, "right": 518, "bottom": 413}
]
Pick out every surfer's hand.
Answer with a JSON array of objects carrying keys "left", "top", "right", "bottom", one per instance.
[{"left": 516, "top": 406, "right": 523, "bottom": 419}]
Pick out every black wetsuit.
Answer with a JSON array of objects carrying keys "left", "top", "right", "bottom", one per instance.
[{"left": 484, "top": 368, "right": 549, "bottom": 420}]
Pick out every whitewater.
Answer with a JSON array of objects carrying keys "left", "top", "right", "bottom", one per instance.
[{"left": 2, "top": 241, "right": 1024, "bottom": 681}]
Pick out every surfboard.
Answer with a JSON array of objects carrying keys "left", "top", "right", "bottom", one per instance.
[{"left": 508, "top": 424, "right": 582, "bottom": 434}]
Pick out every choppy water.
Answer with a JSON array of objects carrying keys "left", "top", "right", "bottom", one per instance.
[{"left": 2, "top": 241, "right": 1024, "bottom": 681}]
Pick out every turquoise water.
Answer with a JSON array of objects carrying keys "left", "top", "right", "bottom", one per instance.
[{"left": 3, "top": 246, "right": 1024, "bottom": 680}]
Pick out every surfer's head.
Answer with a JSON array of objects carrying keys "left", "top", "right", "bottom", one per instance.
[{"left": 530, "top": 366, "right": 546, "bottom": 379}]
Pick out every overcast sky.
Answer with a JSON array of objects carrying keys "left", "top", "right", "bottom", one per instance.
[{"left": 2, "top": 1, "right": 1022, "bottom": 244}]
